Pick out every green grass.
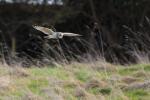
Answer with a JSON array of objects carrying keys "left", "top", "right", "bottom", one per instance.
[
  {"left": 99, "top": 88, "right": 112, "bottom": 95},
  {"left": 29, "top": 67, "right": 70, "bottom": 80},
  {"left": 119, "top": 64, "right": 150, "bottom": 75},
  {"left": 143, "top": 65, "right": 150, "bottom": 71},
  {"left": 75, "top": 68, "right": 92, "bottom": 82},
  {"left": 28, "top": 78, "right": 49, "bottom": 94},
  {"left": 88, "top": 87, "right": 112, "bottom": 95},
  {"left": 125, "top": 89, "right": 150, "bottom": 100},
  {"left": 0, "top": 63, "right": 150, "bottom": 100},
  {"left": 119, "top": 67, "right": 140, "bottom": 75}
]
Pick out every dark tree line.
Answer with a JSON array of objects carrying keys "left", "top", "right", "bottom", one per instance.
[{"left": 0, "top": 0, "right": 150, "bottom": 65}]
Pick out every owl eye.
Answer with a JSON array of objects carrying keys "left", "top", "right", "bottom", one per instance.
[{"left": 59, "top": 34, "right": 62, "bottom": 37}]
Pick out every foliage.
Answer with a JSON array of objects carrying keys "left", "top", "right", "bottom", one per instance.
[{"left": 0, "top": 62, "right": 150, "bottom": 99}]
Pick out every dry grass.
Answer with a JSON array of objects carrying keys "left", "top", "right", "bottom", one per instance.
[
  {"left": 0, "top": 76, "right": 10, "bottom": 90},
  {"left": 0, "top": 61, "right": 149, "bottom": 100}
]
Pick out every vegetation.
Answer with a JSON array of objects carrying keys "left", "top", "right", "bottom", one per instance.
[
  {"left": 0, "top": 0, "right": 150, "bottom": 100},
  {"left": 0, "top": 61, "right": 150, "bottom": 100},
  {"left": 0, "top": 0, "right": 150, "bottom": 64}
]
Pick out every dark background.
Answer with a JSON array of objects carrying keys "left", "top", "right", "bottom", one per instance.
[{"left": 0, "top": 0, "right": 150, "bottom": 64}]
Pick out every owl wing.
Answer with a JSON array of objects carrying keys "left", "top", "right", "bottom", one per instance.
[
  {"left": 62, "top": 32, "right": 82, "bottom": 36},
  {"left": 33, "top": 26, "right": 54, "bottom": 35}
]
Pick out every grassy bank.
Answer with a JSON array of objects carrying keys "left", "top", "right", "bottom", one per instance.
[{"left": 0, "top": 61, "right": 150, "bottom": 100}]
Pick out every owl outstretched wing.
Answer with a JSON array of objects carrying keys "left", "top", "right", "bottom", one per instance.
[{"left": 33, "top": 26, "right": 54, "bottom": 35}]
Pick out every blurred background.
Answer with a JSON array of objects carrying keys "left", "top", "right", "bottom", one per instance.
[{"left": 0, "top": 0, "right": 150, "bottom": 65}]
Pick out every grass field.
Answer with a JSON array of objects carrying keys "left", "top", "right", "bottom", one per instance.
[{"left": 0, "top": 61, "right": 150, "bottom": 100}]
